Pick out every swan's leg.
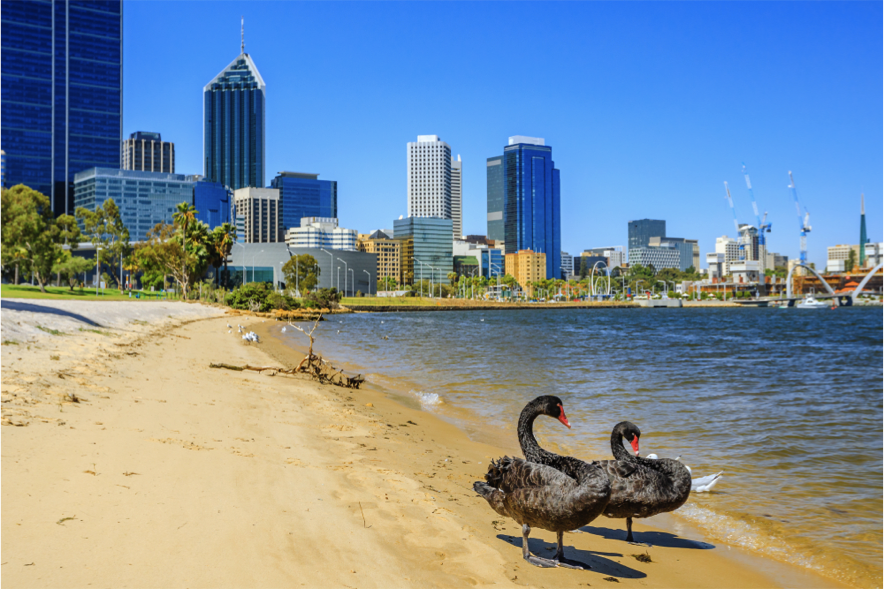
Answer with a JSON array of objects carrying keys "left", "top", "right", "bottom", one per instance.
[
  {"left": 625, "top": 517, "right": 635, "bottom": 542},
  {"left": 521, "top": 524, "right": 557, "bottom": 568},
  {"left": 553, "top": 530, "right": 591, "bottom": 570}
]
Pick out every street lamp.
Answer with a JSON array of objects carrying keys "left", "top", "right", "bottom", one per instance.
[
  {"left": 636, "top": 279, "right": 645, "bottom": 297},
  {"left": 320, "top": 249, "right": 335, "bottom": 290},
  {"left": 415, "top": 259, "right": 428, "bottom": 297},
  {"left": 363, "top": 269, "right": 371, "bottom": 296},
  {"left": 338, "top": 257, "right": 349, "bottom": 297},
  {"left": 349, "top": 268, "right": 354, "bottom": 296},
  {"left": 251, "top": 249, "right": 264, "bottom": 284}
]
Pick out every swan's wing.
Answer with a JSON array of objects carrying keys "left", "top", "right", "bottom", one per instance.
[
  {"left": 485, "top": 456, "right": 574, "bottom": 494},
  {"left": 600, "top": 459, "right": 637, "bottom": 479}
]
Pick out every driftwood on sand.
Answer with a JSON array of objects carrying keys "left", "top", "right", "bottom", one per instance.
[{"left": 210, "top": 314, "right": 364, "bottom": 389}]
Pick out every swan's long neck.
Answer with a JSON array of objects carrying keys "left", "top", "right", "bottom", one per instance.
[
  {"left": 610, "top": 427, "right": 635, "bottom": 462},
  {"left": 518, "top": 402, "right": 559, "bottom": 465}
]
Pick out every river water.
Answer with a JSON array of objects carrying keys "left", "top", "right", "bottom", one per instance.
[{"left": 282, "top": 306, "right": 882, "bottom": 588}]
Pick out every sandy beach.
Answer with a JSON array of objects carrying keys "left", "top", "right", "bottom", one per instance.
[{"left": 1, "top": 300, "right": 849, "bottom": 588}]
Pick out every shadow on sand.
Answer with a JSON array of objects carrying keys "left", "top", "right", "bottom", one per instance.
[
  {"left": 495, "top": 534, "right": 647, "bottom": 579},
  {"left": 576, "top": 525, "right": 715, "bottom": 549},
  {"left": 1, "top": 300, "right": 102, "bottom": 327}
]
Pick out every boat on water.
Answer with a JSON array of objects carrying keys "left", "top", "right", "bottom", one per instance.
[{"left": 796, "top": 295, "right": 829, "bottom": 309}]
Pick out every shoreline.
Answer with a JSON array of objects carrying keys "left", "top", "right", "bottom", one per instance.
[
  {"left": 256, "top": 318, "right": 855, "bottom": 589},
  {"left": 1, "top": 300, "right": 852, "bottom": 588}
]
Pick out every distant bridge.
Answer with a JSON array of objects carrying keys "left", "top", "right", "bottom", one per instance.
[{"left": 735, "top": 263, "right": 883, "bottom": 307}]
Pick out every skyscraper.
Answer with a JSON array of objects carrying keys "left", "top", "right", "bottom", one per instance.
[
  {"left": 859, "top": 193, "right": 868, "bottom": 267},
  {"left": 123, "top": 131, "right": 175, "bottom": 173},
  {"left": 270, "top": 171, "right": 337, "bottom": 234},
  {"left": 204, "top": 23, "right": 265, "bottom": 190},
  {"left": 451, "top": 155, "right": 462, "bottom": 239},
  {"left": 627, "top": 219, "right": 666, "bottom": 250},
  {"left": 1, "top": 0, "right": 123, "bottom": 214},
  {"left": 499, "top": 136, "right": 560, "bottom": 279},
  {"left": 486, "top": 155, "right": 504, "bottom": 243},
  {"left": 407, "top": 135, "right": 452, "bottom": 231}
]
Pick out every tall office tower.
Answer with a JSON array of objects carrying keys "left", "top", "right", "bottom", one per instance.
[
  {"left": 270, "top": 171, "right": 337, "bottom": 234},
  {"left": 627, "top": 219, "right": 666, "bottom": 250},
  {"left": 486, "top": 155, "right": 505, "bottom": 243},
  {"left": 233, "top": 187, "right": 280, "bottom": 243},
  {"left": 859, "top": 193, "right": 868, "bottom": 267},
  {"left": 407, "top": 135, "right": 452, "bottom": 225},
  {"left": 1, "top": 0, "right": 123, "bottom": 214},
  {"left": 194, "top": 179, "right": 232, "bottom": 230},
  {"left": 204, "top": 25, "right": 265, "bottom": 190},
  {"left": 123, "top": 132, "right": 175, "bottom": 173},
  {"left": 450, "top": 155, "right": 463, "bottom": 239},
  {"left": 498, "top": 136, "right": 560, "bottom": 279}
]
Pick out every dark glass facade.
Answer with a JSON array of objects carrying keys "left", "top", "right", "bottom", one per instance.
[
  {"left": 194, "top": 180, "right": 232, "bottom": 230},
  {"left": 502, "top": 142, "right": 561, "bottom": 279},
  {"left": 270, "top": 172, "right": 337, "bottom": 233},
  {"left": 486, "top": 155, "right": 504, "bottom": 242},
  {"left": 1, "top": 0, "right": 123, "bottom": 214},
  {"left": 204, "top": 53, "right": 265, "bottom": 190},
  {"left": 627, "top": 219, "right": 666, "bottom": 250},
  {"left": 393, "top": 217, "right": 453, "bottom": 285}
]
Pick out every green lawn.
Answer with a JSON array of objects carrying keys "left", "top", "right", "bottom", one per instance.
[{"left": 1, "top": 283, "right": 171, "bottom": 301}]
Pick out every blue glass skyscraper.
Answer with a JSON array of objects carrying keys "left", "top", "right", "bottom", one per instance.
[
  {"left": 500, "top": 137, "right": 561, "bottom": 279},
  {"left": 270, "top": 172, "right": 337, "bottom": 232},
  {"left": 203, "top": 36, "right": 265, "bottom": 190},
  {"left": 194, "top": 179, "right": 232, "bottom": 230},
  {"left": 1, "top": 0, "right": 123, "bottom": 214}
]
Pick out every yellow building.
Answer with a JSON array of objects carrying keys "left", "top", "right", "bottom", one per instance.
[
  {"left": 357, "top": 230, "right": 401, "bottom": 289},
  {"left": 505, "top": 249, "right": 546, "bottom": 295}
]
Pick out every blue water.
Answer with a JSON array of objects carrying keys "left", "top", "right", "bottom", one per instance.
[{"left": 283, "top": 307, "right": 883, "bottom": 588}]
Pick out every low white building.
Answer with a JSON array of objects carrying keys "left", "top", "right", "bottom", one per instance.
[
  {"left": 285, "top": 217, "right": 356, "bottom": 251},
  {"left": 730, "top": 260, "right": 762, "bottom": 284},
  {"left": 706, "top": 252, "right": 725, "bottom": 280}
]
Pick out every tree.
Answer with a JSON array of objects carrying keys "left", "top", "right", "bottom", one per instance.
[
  {"left": 447, "top": 271, "right": 458, "bottom": 286},
  {"left": 54, "top": 214, "right": 82, "bottom": 286},
  {"left": 76, "top": 198, "right": 131, "bottom": 288},
  {"left": 281, "top": 253, "right": 320, "bottom": 294},
  {"left": 379, "top": 275, "right": 398, "bottom": 291},
  {"left": 212, "top": 222, "right": 237, "bottom": 286},
  {"left": 1, "top": 185, "right": 64, "bottom": 293},
  {"left": 579, "top": 257, "right": 589, "bottom": 279},
  {"left": 172, "top": 202, "right": 198, "bottom": 289},
  {"left": 846, "top": 249, "right": 857, "bottom": 273},
  {"left": 133, "top": 215, "right": 214, "bottom": 300},
  {"left": 52, "top": 252, "right": 94, "bottom": 290}
]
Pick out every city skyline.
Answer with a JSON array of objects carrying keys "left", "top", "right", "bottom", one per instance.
[{"left": 116, "top": 3, "right": 880, "bottom": 266}]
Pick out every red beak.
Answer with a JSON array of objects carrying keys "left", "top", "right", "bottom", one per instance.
[
  {"left": 630, "top": 437, "right": 640, "bottom": 456},
  {"left": 557, "top": 404, "right": 571, "bottom": 429}
]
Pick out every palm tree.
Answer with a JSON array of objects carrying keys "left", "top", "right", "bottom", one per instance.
[
  {"left": 212, "top": 223, "right": 236, "bottom": 287},
  {"left": 172, "top": 203, "right": 198, "bottom": 297}
]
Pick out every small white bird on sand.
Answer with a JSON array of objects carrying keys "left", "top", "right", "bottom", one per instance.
[
  {"left": 647, "top": 454, "right": 723, "bottom": 493},
  {"left": 282, "top": 326, "right": 287, "bottom": 333},
  {"left": 227, "top": 323, "right": 232, "bottom": 328},
  {"left": 242, "top": 331, "right": 259, "bottom": 343},
  {"left": 228, "top": 330, "right": 231, "bottom": 334}
]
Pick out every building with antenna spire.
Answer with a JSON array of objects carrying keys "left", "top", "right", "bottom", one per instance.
[
  {"left": 859, "top": 193, "right": 868, "bottom": 267},
  {"left": 203, "top": 18, "right": 266, "bottom": 190}
]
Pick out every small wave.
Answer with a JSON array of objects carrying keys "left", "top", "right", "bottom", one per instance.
[{"left": 410, "top": 390, "right": 442, "bottom": 408}]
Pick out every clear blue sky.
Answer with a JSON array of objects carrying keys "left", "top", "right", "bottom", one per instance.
[{"left": 123, "top": 1, "right": 881, "bottom": 268}]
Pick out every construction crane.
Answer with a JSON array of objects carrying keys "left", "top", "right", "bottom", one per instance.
[
  {"left": 788, "top": 171, "right": 811, "bottom": 264},
  {"left": 742, "top": 163, "right": 772, "bottom": 247},
  {"left": 724, "top": 181, "right": 745, "bottom": 260}
]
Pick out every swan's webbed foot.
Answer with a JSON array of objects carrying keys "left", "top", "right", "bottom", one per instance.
[
  {"left": 554, "top": 556, "right": 591, "bottom": 570},
  {"left": 524, "top": 554, "right": 559, "bottom": 568}
]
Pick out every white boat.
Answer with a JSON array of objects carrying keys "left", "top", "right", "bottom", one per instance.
[{"left": 796, "top": 295, "right": 829, "bottom": 309}]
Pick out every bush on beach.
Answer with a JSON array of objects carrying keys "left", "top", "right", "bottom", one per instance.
[{"left": 225, "top": 282, "right": 300, "bottom": 312}]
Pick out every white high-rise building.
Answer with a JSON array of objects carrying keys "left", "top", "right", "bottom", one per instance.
[
  {"left": 451, "top": 155, "right": 462, "bottom": 239},
  {"left": 715, "top": 235, "right": 740, "bottom": 275},
  {"left": 407, "top": 135, "right": 452, "bottom": 228}
]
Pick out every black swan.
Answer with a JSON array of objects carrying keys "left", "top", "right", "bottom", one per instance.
[
  {"left": 474, "top": 397, "right": 610, "bottom": 569},
  {"left": 517, "top": 399, "right": 692, "bottom": 544},
  {"left": 598, "top": 422, "right": 692, "bottom": 543}
]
